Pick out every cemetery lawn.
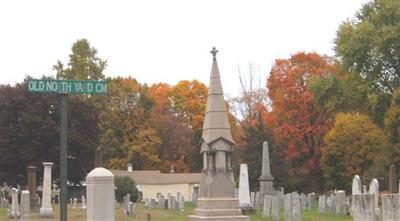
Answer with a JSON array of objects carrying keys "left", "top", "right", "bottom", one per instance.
[{"left": 0, "top": 203, "right": 352, "bottom": 221}]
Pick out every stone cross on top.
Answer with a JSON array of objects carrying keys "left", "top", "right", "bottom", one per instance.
[{"left": 210, "top": 47, "right": 218, "bottom": 58}]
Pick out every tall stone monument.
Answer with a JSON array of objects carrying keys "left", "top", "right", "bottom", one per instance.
[
  {"left": 188, "top": 48, "right": 250, "bottom": 221},
  {"left": 40, "top": 162, "right": 54, "bottom": 217},
  {"left": 259, "top": 141, "right": 274, "bottom": 198},
  {"left": 389, "top": 164, "right": 397, "bottom": 193},
  {"left": 27, "top": 166, "right": 38, "bottom": 209},
  {"left": 238, "top": 163, "right": 253, "bottom": 213}
]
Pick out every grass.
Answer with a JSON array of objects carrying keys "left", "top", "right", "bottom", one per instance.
[{"left": 0, "top": 203, "right": 352, "bottom": 221}]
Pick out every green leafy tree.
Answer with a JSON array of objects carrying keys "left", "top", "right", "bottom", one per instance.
[
  {"left": 321, "top": 113, "right": 389, "bottom": 191},
  {"left": 335, "top": 0, "right": 400, "bottom": 93},
  {"left": 114, "top": 176, "right": 139, "bottom": 202},
  {"left": 98, "top": 77, "right": 161, "bottom": 170},
  {"left": 54, "top": 39, "right": 107, "bottom": 80},
  {"left": 0, "top": 78, "right": 98, "bottom": 185}
]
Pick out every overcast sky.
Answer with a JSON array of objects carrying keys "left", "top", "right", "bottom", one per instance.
[{"left": 0, "top": 0, "right": 369, "bottom": 97}]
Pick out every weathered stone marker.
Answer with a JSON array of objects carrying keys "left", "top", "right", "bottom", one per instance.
[
  {"left": 10, "top": 188, "right": 19, "bottom": 218},
  {"left": 188, "top": 47, "right": 249, "bottom": 220},
  {"left": 21, "top": 190, "right": 30, "bottom": 214},
  {"left": 381, "top": 194, "right": 400, "bottom": 221},
  {"left": 27, "top": 166, "right": 38, "bottom": 210},
  {"left": 259, "top": 141, "right": 274, "bottom": 200},
  {"left": 352, "top": 175, "right": 362, "bottom": 195},
  {"left": 389, "top": 164, "right": 397, "bottom": 193},
  {"left": 40, "top": 162, "right": 54, "bottom": 218},
  {"left": 86, "top": 167, "right": 115, "bottom": 221}
]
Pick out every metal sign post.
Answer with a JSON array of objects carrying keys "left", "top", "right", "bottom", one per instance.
[{"left": 29, "top": 79, "right": 107, "bottom": 221}]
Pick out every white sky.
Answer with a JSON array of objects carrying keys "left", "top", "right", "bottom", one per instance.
[{"left": 0, "top": 0, "right": 369, "bottom": 97}]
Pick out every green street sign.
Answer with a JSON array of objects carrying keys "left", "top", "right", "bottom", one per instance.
[{"left": 28, "top": 79, "right": 107, "bottom": 94}]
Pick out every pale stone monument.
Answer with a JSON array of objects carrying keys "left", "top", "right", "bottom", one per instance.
[
  {"left": 40, "top": 162, "right": 54, "bottom": 218},
  {"left": 352, "top": 175, "right": 362, "bottom": 195},
  {"left": 271, "top": 195, "right": 280, "bottom": 220},
  {"left": 284, "top": 193, "right": 292, "bottom": 221},
  {"left": 352, "top": 194, "right": 375, "bottom": 221},
  {"left": 86, "top": 167, "right": 115, "bottom": 221},
  {"left": 82, "top": 196, "right": 87, "bottom": 209},
  {"left": 188, "top": 47, "right": 249, "bottom": 221},
  {"left": 318, "top": 195, "right": 326, "bottom": 214},
  {"left": 27, "top": 165, "right": 38, "bottom": 209},
  {"left": 262, "top": 195, "right": 272, "bottom": 218},
  {"left": 259, "top": 141, "right": 274, "bottom": 198},
  {"left": 9, "top": 187, "right": 19, "bottom": 218},
  {"left": 381, "top": 194, "right": 400, "bottom": 221},
  {"left": 369, "top": 178, "right": 380, "bottom": 214},
  {"left": 335, "top": 190, "right": 346, "bottom": 215},
  {"left": 21, "top": 190, "right": 30, "bottom": 214}
]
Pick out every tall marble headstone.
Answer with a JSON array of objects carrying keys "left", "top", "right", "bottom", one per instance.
[
  {"left": 389, "top": 164, "right": 397, "bottom": 193},
  {"left": 40, "top": 162, "right": 54, "bottom": 218},
  {"left": 262, "top": 195, "right": 272, "bottom": 218},
  {"left": 352, "top": 194, "right": 375, "bottom": 221},
  {"left": 9, "top": 188, "right": 19, "bottom": 218},
  {"left": 352, "top": 175, "right": 362, "bottom": 195},
  {"left": 188, "top": 47, "right": 249, "bottom": 221},
  {"left": 335, "top": 190, "right": 346, "bottom": 215},
  {"left": 27, "top": 166, "right": 38, "bottom": 209},
  {"left": 369, "top": 179, "right": 379, "bottom": 213},
  {"left": 238, "top": 164, "right": 252, "bottom": 212},
  {"left": 259, "top": 141, "right": 274, "bottom": 198}
]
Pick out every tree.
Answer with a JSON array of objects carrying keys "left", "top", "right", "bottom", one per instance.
[
  {"left": 229, "top": 64, "right": 276, "bottom": 190},
  {"left": 335, "top": 0, "right": 400, "bottom": 93},
  {"left": 149, "top": 83, "right": 192, "bottom": 172},
  {"left": 98, "top": 77, "right": 161, "bottom": 170},
  {"left": 170, "top": 80, "right": 208, "bottom": 171},
  {"left": 0, "top": 78, "right": 98, "bottom": 185},
  {"left": 321, "top": 113, "right": 389, "bottom": 191},
  {"left": 54, "top": 39, "right": 107, "bottom": 80},
  {"left": 267, "top": 52, "right": 339, "bottom": 192},
  {"left": 114, "top": 176, "right": 139, "bottom": 202}
]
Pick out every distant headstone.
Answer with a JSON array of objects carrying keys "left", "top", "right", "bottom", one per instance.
[
  {"left": 250, "top": 192, "right": 255, "bottom": 208},
  {"left": 254, "top": 191, "right": 261, "bottom": 209},
  {"left": 73, "top": 198, "right": 78, "bottom": 209},
  {"left": 27, "top": 166, "right": 38, "bottom": 210},
  {"left": 86, "top": 167, "right": 115, "bottom": 221},
  {"left": 158, "top": 195, "right": 165, "bottom": 208},
  {"left": 10, "top": 188, "right": 19, "bottom": 218},
  {"left": 381, "top": 194, "right": 400, "bottom": 221},
  {"left": 81, "top": 196, "right": 86, "bottom": 209},
  {"left": 292, "top": 193, "right": 302, "bottom": 221},
  {"left": 192, "top": 185, "right": 199, "bottom": 205},
  {"left": 21, "top": 190, "right": 30, "bottom": 214},
  {"left": 271, "top": 196, "right": 280, "bottom": 220},
  {"left": 284, "top": 193, "right": 292, "bottom": 221},
  {"left": 39, "top": 162, "right": 54, "bottom": 218},
  {"left": 389, "top": 164, "right": 397, "bottom": 193},
  {"left": 262, "top": 195, "right": 272, "bottom": 218},
  {"left": 335, "top": 190, "right": 346, "bottom": 215},
  {"left": 259, "top": 141, "right": 275, "bottom": 198},
  {"left": 239, "top": 164, "right": 253, "bottom": 212},
  {"left": 318, "top": 195, "right": 326, "bottom": 214},
  {"left": 352, "top": 175, "right": 362, "bottom": 195},
  {"left": 369, "top": 179, "right": 379, "bottom": 213},
  {"left": 352, "top": 194, "right": 375, "bottom": 221}
]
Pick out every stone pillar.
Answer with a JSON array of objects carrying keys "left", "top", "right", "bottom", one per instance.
[
  {"left": 86, "top": 167, "right": 115, "bottom": 221},
  {"left": 21, "top": 190, "right": 30, "bottom": 214},
  {"left": 238, "top": 164, "right": 252, "bottom": 213},
  {"left": 27, "top": 166, "right": 38, "bottom": 209},
  {"left": 259, "top": 141, "right": 275, "bottom": 198},
  {"left": 9, "top": 188, "right": 19, "bottom": 218},
  {"left": 40, "top": 162, "right": 54, "bottom": 217},
  {"left": 389, "top": 164, "right": 397, "bottom": 193}
]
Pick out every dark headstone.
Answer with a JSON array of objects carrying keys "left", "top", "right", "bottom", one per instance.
[
  {"left": 27, "top": 166, "right": 38, "bottom": 209},
  {"left": 389, "top": 164, "right": 397, "bottom": 193}
]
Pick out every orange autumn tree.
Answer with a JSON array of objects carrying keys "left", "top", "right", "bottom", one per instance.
[
  {"left": 149, "top": 83, "right": 192, "bottom": 172},
  {"left": 267, "top": 52, "right": 338, "bottom": 191}
]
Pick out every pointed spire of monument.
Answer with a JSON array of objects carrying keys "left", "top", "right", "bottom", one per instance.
[{"left": 201, "top": 47, "right": 234, "bottom": 145}]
